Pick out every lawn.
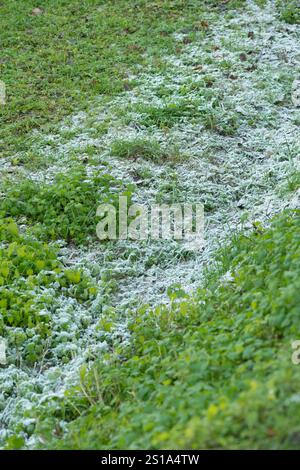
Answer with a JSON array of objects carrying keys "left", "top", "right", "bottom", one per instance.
[{"left": 0, "top": 0, "right": 299, "bottom": 450}]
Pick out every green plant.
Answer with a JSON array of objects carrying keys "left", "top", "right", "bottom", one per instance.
[
  {"left": 110, "top": 137, "right": 182, "bottom": 163},
  {"left": 111, "top": 138, "right": 162, "bottom": 160},
  {"left": 201, "top": 107, "right": 239, "bottom": 135},
  {"left": 135, "top": 100, "right": 201, "bottom": 128},
  {"left": 0, "top": 217, "right": 97, "bottom": 362},
  {"left": 276, "top": 0, "right": 300, "bottom": 24},
  {"left": 27, "top": 210, "right": 300, "bottom": 449},
  {"left": 282, "top": 170, "right": 300, "bottom": 194},
  {"left": 0, "top": 0, "right": 235, "bottom": 158},
  {"left": 0, "top": 167, "right": 133, "bottom": 244}
]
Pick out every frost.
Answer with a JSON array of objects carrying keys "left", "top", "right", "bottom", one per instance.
[{"left": 1, "top": 0, "right": 300, "bottom": 447}]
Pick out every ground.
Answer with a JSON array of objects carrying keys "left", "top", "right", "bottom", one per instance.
[{"left": 0, "top": 0, "right": 299, "bottom": 449}]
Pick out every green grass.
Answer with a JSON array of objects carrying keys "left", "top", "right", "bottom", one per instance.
[
  {"left": 110, "top": 137, "right": 182, "bottom": 162},
  {"left": 111, "top": 138, "right": 163, "bottom": 160},
  {"left": 12, "top": 210, "right": 300, "bottom": 449},
  {"left": 286, "top": 170, "right": 300, "bottom": 192},
  {"left": 276, "top": 0, "right": 300, "bottom": 24},
  {"left": 0, "top": 217, "right": 97, "bottom": 363},
  {"left": 131, "top": 97, "right": 240, "bottom": 135},
  {"left": 1, "top": 0, "right": 298, "bottom": 451},
  {"left": 282, "top": 170, "right": 300, "bottom": 194},
  {"left": 0, "top": 0, "right": 237, "bottom": 159},
  {"left": 135, "top": 100, "right": 202, "bottom": 128},
  {"left": 0, "top": 166, "right": 133, "bottom": 244}
]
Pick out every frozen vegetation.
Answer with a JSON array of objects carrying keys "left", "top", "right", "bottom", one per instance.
[{"left": 0, "top": 0, "right": 299, "bottom": 449}]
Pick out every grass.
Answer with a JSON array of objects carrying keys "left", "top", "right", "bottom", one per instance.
[
  {"left": 0, "top": 217, "right": 97, "bottom": 364},
  {"left": 135, "top": 100, "right": 202, "bottom": 128},
  {"left": 111, "top": 138, "right": 163, "bottom": 161},
  {"left": 276, "top": 0, "right": 300, "bottom": 24},
  {"left": 0, "top": 0, "right": 233, "bottom": 159},
  {"left": 281, "top": 169, "right": 300, "bottom": 195},
  {"left": 18, "top": 210, "right": 300, "bottom": 449},
  {"left": 131, "top": 95, "right": 240, "bottom": 135},
  {"left": 0, "top": 166, "right": 133, "bottom": 244},
  {"left": 1, "top": 0, "right": 299, "bottom": 451},
  {"left": 110, "top": 137, "right": 182, "bottom": 163},
  {"left": 1, "top": 0, "right": 294, "bottom": 158}
]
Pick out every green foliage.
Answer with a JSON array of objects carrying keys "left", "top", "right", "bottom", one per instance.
[
  {"left": 0, "top": 217, "right": 97, "bottom": 362},
  {"left": 201, "top": 107, "right": 239, "bottom": 136},
  {"left": 29, "top": 210, "right": 300, "bottom": 449},
  {"left": 276, "top": 0, "right": 300, "bottom": 24},
  {"left": 110, "top": 138, "right": 182, "bottom": 162},
  {"left": 0, "top": 0, "right": 239, "bottom": 157},
  {"left": 135, "top": 101, "right": 201, "bottom": 128},
  {"left": 1, "top": 167, "right": 132, "bottom": 244},
  {"left": 286, "top": 170, "right": 300, "bottom": 193},
  {"left": 132, "top": 98, "right": 239, "bottom": 135},
  {"left": 111, "top": 138, "right": 162, "bottom": 160},
  {"left": 1, "top": 0, "right": 298, "bottom": 452}
]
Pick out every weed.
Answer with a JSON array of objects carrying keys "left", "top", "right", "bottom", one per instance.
[
  {"left": 0, "top": 217, "right": 97, "bottom": 363},
  {"left": 110, "top": 138, "right": 182, "bottom": 163},
  {"left": 277, "top": 0, "right": 300, "bottom": 24},
  {"left": 33, "top": 211, "right": 300, "bottom": 450},
  {"left": 0, "top": 167, "right": 133, "bottom": 244}
]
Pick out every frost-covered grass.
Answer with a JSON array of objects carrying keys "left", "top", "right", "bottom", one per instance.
[
  {"left": 41, "top": 210, "right": 300, "bottom": 450},
  {"left": 0, "top": 217, "right": 97, "bottom": 364},
  {"left": 0, "top": 0, "right": 245, "bottom": 158},
  {"left": 0, "top": 0, "right": 300, "bottom": 449}
]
